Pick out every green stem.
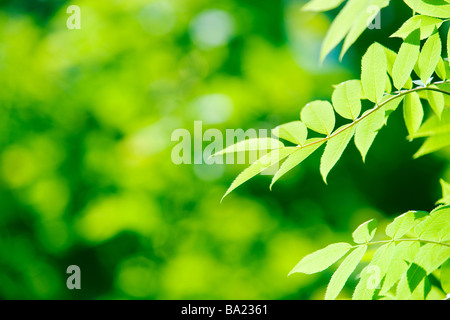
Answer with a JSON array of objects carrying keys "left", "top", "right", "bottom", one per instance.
[
  {"left": 297, "top": 80, "right": 450, "bottom": 150},
  {"left": 352, "top": 238, "right": 450, "bottom": 248}
]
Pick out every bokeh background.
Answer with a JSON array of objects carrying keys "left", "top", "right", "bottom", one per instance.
[{"left": 1, "top": 0, "right": 449, "bottom": 300}]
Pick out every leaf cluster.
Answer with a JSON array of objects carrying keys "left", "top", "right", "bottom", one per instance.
[
  {"left": 289, "top": 203, "right": 450, "bottom": 300},
  {"left": 215, "top": 1, "right": 450, "bottom": 200}
]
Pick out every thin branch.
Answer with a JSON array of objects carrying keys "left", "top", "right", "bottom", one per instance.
[
  {"left": 351, "top": 238, "right": 450, "bottom": 248},
  {"left": 296, "top": 80, "right": 450, "bottom": 150}
]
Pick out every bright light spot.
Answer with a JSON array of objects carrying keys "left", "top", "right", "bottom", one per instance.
[
  {"left": 189, "top": 93, "right": 233, "bottom": 125},
  {"left": 189, "top": 10, "right": 235, "bottom": 49}
]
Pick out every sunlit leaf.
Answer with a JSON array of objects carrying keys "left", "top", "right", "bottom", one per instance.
[
  {"left": 361, "top": 43, "right": 387, "bottom": 103},
  {"left": 436, "top": 57, "right": 447, "bottom": 80},
  {"left": 414, "top": 132, "right": 450, "bottom": 158},
  {"left": 270, "top": 139, "right": 325, "bottom": 189},
  {"left": 272, "top": 121, "right": 308, "bottom": 146},
  {"left": 320, "top": 0, "right": 368, "bottom": 62},
  {"left": 221, "top": 148, "right": 296, "bottom": 201},
  {"left": 415, "top": 108, "right": 450, "bottom": 138},
  {"left": 355, "top": 107, "right": 385, "bottom": 162},
  {"left": 332, "top": 80, "right": 362, "bottom": 120},
  {"left": 391, "top": 15, "right": 443, "bottom": 40},
  {"left": 437, "top": 179, "right": 450, "bottom": 205},
  {"left": 393, "top": 28, "right": 421, "bottom": 90},
  {"left": 289, "top": 242, "right": 353, "bottom": 275},
  {"left": 353, "top": 243, "right": 396, "bottom": 300},
  {"left": 385, "top": 210, "right": 428, "bottom": 239},
  {"left": 414, "top": 205, "right": 450, "bottom": 241},
  {"left": 381, "top": 241, "right": 421, "bottom": 295},
  {"left": 426, "top": 87, "right": 445, "bottom": 118},
  {"left": 352, "top": 219, "right": 377, "bottom": 244},
  {"left": 416, "top": 28, "right": 441, "bottom": 85},
  {"left": 301, "top": 101, "right": 335, "bottom": 136},
  {"left": 325, "top": 245, "right": 367, "bottom": 300},
  {"left": 211, "top": 138, "right": 284, "bottom": 157},
  {"left": 320, "top": 125, "right": 355, "bottom": 183},
  {"left": 441, "top": 258, "right": 450, "bottom": 294},
  {"left": 302, "top": 0, "right": 345, "bottom": 12},
  {"left": 403, "top": 0, "right": 450, "bottom": 19},
  {"left": 403, "top": 91, "right": 424, "bottom": 139},
  {"left": 340, "top": 0, "right": 389, "bottom": 59}
]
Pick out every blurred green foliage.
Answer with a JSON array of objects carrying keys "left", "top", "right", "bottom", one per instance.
[{"left": 0, "top": 0, "right": 449, "bottom": 300}]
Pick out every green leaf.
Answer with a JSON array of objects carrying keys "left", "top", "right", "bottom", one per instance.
[
  {"left": 302, "top": 0, "right": 345, "bottom": 12},
  {"left": 417, "top": 29, "right": 441, "bottom": 85},
  {"left": 403, "top": 0, "right": 450, "bottom": 19},
  {"left": 272, "top": 121, "right": 308, "bottom": 146},
  {"left": 353, "top": 243, "right": 396, "bottom": 300},
  {"left": 211, "top": 138, "right": 284, "bottom": 157},
  {"left": 396, "top": 268, "right": 431, "bottom": 300},
  {"left": 412, "top": 243, "right": 450, "bottom": 274},
  {"left": 414, "top": 205, "right": 450, "bottom": 242},
  {"left": 320, "top": 125, "right": 355, "bottom": 183},
  {"left": 441, "top": 258, "right": 450, "bottom": 294},
  {"left": 384, "top": 47, "right": 413, "bottom": 90},
  {"left": 403, "top": 92, "right": 424, "bottom": 139},
  {"left": 325, "top": 245, "right": 367, "bottom": 300},
  {"left": 332, "top": 80, "right": 362, "bottom": 120},
  {"left": 381, "top": 241, "right": 421, "bottom": 295},
  {"left": 320, "top": 0, "right": 368, "bottom": 62},
  {"left": 448, "top": 26, "right": 450, "bottom": 66},
  {"left": 385, "top": 75, "right": 392, "bottom": 94},
  {"left": 340, "top": 0, "right": 389, "bottom": 60},
  {"left": 221, "top": 148, "right": 296, "bottom": 201},
  {"left": 392, "top": 28, "right": 421, "bottom": 90},
  {"left": 300, "top": 100, "right": 335, "bottom": 136},
  {"left": 385, "top": 210, "right": 428, "bottom": 239},
  {"left": 361, "top": 43, "right": 387, "bottom": 103},
  {"left": 397, "top": 244, "right": 450, "bottom": 299},
  {"left": 426, "top": 87, "right": 444, "bottom": 118},
  {"left": 414, "top": 132, "right": 450, "bottom": 158},
  {"left": 352, "top": 219, "right": 377, "bottom": 244},
  {"left": 391, "top": 15, "right": 443, "bottom": 40},
  {"left": 437, "top": 179, "right": 450, "bottom": 205},
  {"left": 436, "top": 57, "right": 447, "bottom": 80},
  {"left": 415, "top": 108, "right": 450, "bottom": 138},
  {"left": 288, "top": 242, "right": 353, "bottom": 276},
  {"left": 270, "top": 139, "right": 325, "bottom": 189},
  {"left": 382, "top": 95, "right": 405, "bottom": 116},
  {"left": 354, "top": 107, "right": 385, "bottom": 162}
]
